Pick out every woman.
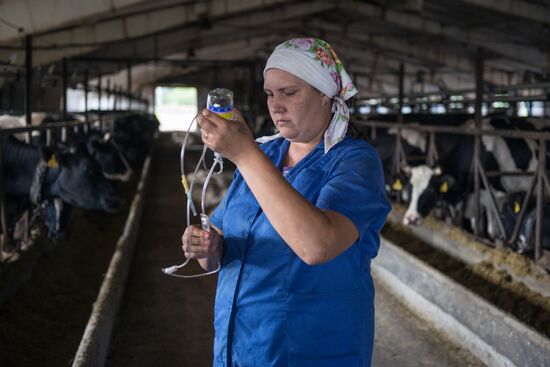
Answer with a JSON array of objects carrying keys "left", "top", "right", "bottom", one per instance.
[{"left": 182, "top": 38, "right": 391, "bottom": 367}]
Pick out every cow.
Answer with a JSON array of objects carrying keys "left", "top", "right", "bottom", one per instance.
[
  {"left": 517, "top": 204, "right": 550, "bottom": 254},
  {"left": 359, "top": 113, "right": 477, "bottom": 201},
  {"left": 480, "top": 117, "right": 539, "bottom": 193},
  {"left": 64, "top": 132, "right": 133, "bottom": 182},
  {"left": 0, "top": 114, "right": 28, "bottom": 141},
  {"left": 1, "top": 136, "right": 123, "bottom": 245},
  {"left": 401, "top": 131, "right": 502, "bottom": 225},
  {"left": 462, "top": 189, "right": 550, "bottom": 254},
  {"left": 1, "top": 113, "right": 133, "bottom": 182},
  {"left": 462, "top": 189, "right": 519, "bottom": 240},
  {"left": 400, "top": 115, "right": 548, "bottom": 225},
  {"left": 112, "top": 113, "right": 159, "bottom": 169}
]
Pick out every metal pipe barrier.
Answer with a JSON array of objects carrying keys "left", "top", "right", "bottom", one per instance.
[
  {"left": 353, "top": 118, "right": 550, "bottom": 263},
  {"left": 72, "top": 153, "right": 152, "bottom": 367}
]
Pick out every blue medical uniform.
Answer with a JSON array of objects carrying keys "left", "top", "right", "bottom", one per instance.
[{"left": 210, "top": 136, "right": 391, "bottom": 367}]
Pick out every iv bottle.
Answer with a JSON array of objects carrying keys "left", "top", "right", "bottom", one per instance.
[{"left": 207, "top": 88, "right": 234, "bottom": 120}]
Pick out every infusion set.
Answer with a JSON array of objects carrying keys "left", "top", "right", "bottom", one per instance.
[{"left": 162, "top": 88, "right": 234, "bottom": 278}]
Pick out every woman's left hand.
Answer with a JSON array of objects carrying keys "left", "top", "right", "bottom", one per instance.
[{"left": 197, "top": 107, "right": 258, "bottom": 164}]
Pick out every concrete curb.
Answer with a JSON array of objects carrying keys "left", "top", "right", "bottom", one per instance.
[
  {"left": 373, "top": 237, "right": 550, "bottom": 367},
  {"left": 387, "top": 206, "right": 550, "bottom": 299},
  {"left": 71, "top": 154, "right": 152, "bottom": 367}
]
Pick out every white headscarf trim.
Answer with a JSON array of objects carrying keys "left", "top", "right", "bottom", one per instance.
[{"left": 263, "top": 38, "right": 358, "bottom": 153}]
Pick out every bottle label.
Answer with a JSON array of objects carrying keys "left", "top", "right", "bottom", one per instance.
[
  {"left": 216, "top": 111, "right": 234, "bottom": 120},
  {"left": 208, "top": 106, "right": 234, "bottom": 120}
]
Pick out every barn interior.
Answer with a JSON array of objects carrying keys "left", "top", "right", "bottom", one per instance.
[{"left": 0, "top": 1, "right": 549, "bottom": 366}]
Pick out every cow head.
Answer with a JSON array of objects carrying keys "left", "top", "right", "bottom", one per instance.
[
  {"left": 402, "top": 165, "right": 456, "bottom": 225},
  {"left": 518, "top": 204, "right": 550, "bottom": 254},
  {"left": 39, "top": 198, "right": 72, "bottom": 241},
  {"left": 87, "top": 133, "right": 133, "bottom": 182},
  {"left": 42, "top": 146, "right": 123, "bottom": 213}
]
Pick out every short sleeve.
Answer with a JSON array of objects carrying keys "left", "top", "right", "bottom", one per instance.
[
  {"left": 209, "top": 190, "right": 228, "bottom": 230},
  {"left": 316, "top": 149, "right": 391, "bottom": 235}
]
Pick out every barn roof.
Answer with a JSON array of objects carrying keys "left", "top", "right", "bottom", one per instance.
[{"left": 0, "top": 0, "right": 549, "bottom": 98}]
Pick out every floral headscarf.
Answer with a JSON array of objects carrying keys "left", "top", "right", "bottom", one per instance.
[{"left": 263, "top": 38, "right": 358, "bottom": 153}]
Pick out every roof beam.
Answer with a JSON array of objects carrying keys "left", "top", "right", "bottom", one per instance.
[
  {"left": 0, "top": 0, "right": 147, "bottom": 42},
  {"left": 459, "top": 0, "right": 550, "bottom": 24},
  {"left": 310, "top": 19, "right": 518, "bottom": 87},
  {"left": 69, "top": 2, "right": 333, "bottom": 67},
  {"left": 337, "top": 0, "right": 549, "bottom": 69},
  {"left": 0, "top": 0, "right": 300, "bottom": 67}
]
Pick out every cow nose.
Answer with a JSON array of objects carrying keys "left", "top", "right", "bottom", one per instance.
[
  {"left": 104, "top": 196, "right": 124, "bottom": 213},
  {"left": 403, "top": 213, "right": 422, "bottom": 226}
]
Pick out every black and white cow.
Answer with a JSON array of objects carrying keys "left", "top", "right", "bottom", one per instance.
[
  {"left": 398, "top": 116, "right": 550, "bottom": 255},
  {"left": 400, "top": 115, "right": 549, "bottom": 224},
  {"left": 480, "top": 117, "right": 539, "bottom": 193},
  {"left": 1, "top": 113, "right": 133, "bottom": 182},
  {"left": 1, "top": 136, "right": 123, "bottom": 242},
  {"left": 517, "top": 204, "right": 550, "bottom": 254},
  {"left": 463, "top": 189, "right": 550, "bottom": 253},
  {"left": 401, "top": 131, "right": 501, "bottom": 225},
  {"left": 362, "top": 113, "right": 477, "bottom": 201},
  {"left": 67, "top": 132, "right": 133, "bottom": 182}
]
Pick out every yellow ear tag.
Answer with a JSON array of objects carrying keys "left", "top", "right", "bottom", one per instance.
[
  {"left": 47, "top": 154, "right": 59, "bottom": 168},
  {"left": 513, "top": 201, "right": 521, "bottom": 214},
  {"left": 439, "top": 181, "right": 448, "bottom": 193},
  {"left": 392, "top": 179, "right": 403, "bottom": 191}
]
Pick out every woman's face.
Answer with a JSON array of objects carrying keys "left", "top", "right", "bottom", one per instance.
[{"left": 264, "top": 68, "right": 331, "bottom": 144}]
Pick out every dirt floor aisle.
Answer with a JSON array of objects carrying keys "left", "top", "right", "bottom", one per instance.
[{"left": 107, "top": 133, "right": 217, "bottom": 367}]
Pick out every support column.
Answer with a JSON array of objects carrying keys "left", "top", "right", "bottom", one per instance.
[
  {"left": 84, "top": 69, "right": 89, "bottom": 123},
  {"left": 98, "top": 73, "right": 102, "bottom": 111},
  {"left": 62, "top": 57, "right": 68, "bottom": 120},
  {"left": 535, "top": 139, "right": 546, "bottom": 261},
  {"left": 127, "top": 61, "right": 132, "bottom": 110},
  {"left": 397, "top": 63, "right": 404, "bottom": 124},
  {"left": 24, "top": 35, "right": 33, "bottom": 139},
  {"left": 473, "top": 48, "right": 484, "bottom": 236}
]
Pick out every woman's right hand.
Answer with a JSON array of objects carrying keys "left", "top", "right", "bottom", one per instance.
[{"left": 181, "top": 225, "right": 223, "bottom": 268}]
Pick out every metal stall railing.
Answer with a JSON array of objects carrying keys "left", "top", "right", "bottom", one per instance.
[
  {"left": 0, "top": 120, "right": 87, "bottom": 261},
  {"left": 353, "top": 118, "right": 550, "bottom": 268}
]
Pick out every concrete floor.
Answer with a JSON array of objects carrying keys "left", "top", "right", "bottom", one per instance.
[{"left": 373, "top": 278, "right": 485, "bottom": 367}]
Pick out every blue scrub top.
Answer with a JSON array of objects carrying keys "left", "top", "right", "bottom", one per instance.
[{"left": 210, "top": 136, "right": 391, "bottom": 367}]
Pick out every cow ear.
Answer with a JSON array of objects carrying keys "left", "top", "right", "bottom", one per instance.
[
  {"left": 438, "top": 175, "right": 455, "bottom": 193},
  {"left": 513, "top": 201, "right": 521, "bottom": 214},
  {"left": 433, "top": 166, "right": 442, "bottom": 176},
  {"left": 40, "top": 147, "right": 60, "bottom": 167},
  {"left": 392, "top": 177, "right": 403, "bottom": 191}
]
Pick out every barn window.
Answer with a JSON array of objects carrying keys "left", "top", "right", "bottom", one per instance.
[{"left": 154, "top": 86, "right": 198, "bottom": 132}]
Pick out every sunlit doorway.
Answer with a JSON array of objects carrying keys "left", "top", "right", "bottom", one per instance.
[{"left": 154, "top": 86, "right": 198, "bottom": 132}]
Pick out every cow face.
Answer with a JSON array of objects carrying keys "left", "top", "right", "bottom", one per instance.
[
  {"left": 518, "top": 204, "right": 550, "bottom": 254},
  {"left": 87, "top": 134, "right": 133, "bottom": 182},
  {"left": 40, "top": 198, "right": 72, "bottom": 241},
  {"left": 44, "top": 147, "right": 123, "bottom": 213},
  {"left": 403, "top": 165, "right": 455, "bottom": 225}
]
